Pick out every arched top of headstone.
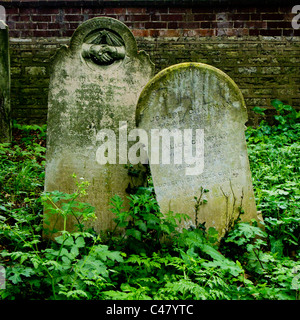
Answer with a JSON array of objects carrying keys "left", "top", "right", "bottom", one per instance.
[
  {"left": 69, "top": 17, "right": 138, "bottom": 68},
  {"left": 51, "top": 17, "right": 154, "bottom": 74},
  {"left": 136, "top": 62, "right": 247, "bottom": 126}
]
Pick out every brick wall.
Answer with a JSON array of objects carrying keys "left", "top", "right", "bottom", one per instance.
[
  {"left": 2, "top": 1, "right": 300, "bottom": 124},
  {"left": 5, "top": 4, "right": 300, "bottom": 38}
]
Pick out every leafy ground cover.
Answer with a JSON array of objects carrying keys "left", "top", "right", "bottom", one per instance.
[{"left": 0, "top": 100, "right": 299, "bottom": 300}]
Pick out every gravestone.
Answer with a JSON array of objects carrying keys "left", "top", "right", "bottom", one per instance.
[
  {"left": 0, "top": 21, "right": 11, "bottom": 143},
  {"left": 45, "top": 17, "right": 154, "bottom": 235},
  {"left": 136, "top": 62, "right": 261, "bottom": 237}
]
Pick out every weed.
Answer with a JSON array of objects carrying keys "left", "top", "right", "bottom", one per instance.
[{"left": 0, "top": 101, "right": 299, "bottom": 300}]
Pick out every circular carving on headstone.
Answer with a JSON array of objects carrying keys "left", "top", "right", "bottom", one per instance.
[
  {"left": 82, "top": 29, "right": 125, "bottom": 66},
  {"left": 69, "top": 17, "right": 138, "bottom": 70}
]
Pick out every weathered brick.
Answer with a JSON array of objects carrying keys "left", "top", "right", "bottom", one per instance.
[
  {"left": 132, "top": 29, "right": 150, "bottom": 37},
  {"left": 25, "top": 66, "right": 47, "bottom": 76},
  {"left": 31, "top": 15, "right": 52, "bottom": 22},
  {"left": 160, "top": 14, "right": 184, "bottom": 21},
  {"left": 64, "top": 8, "right": 82, "bottom": 14},
  {"left": 260, "top": 29, "right": 282, "bottom": 36},
  {"left": 20, "top": 30, "right": 34, "bottom": 37},
  {"left": 249, "top": 29, "right": 260, "bottom": 36},
  {"left": 261, "top": 13, "right": 285, "bottom": 20},
  {"left": 216, "top": 13, "right": 231, "bottom": 22},
  {"left": 252, "top": 88, "right": 274, "bottom": 95},
  {"left": 11, "top": 67, "right": 22, "bottom": 75},
  {"left": 146, "top": 7, "right": 168, "bottom": 14},
  {"left": 6, "top": 8, "right": 19, "bottom": 14},
  {"left": 145, "top": 22, "right": 167, "bottom": 29},
  {"left": 68, "top": 23, "right": 80, "bottom": 30},
  {"left": 148, "top": 29, "right": 160, "bottom": 37},
  {"left": 261, "top": 67, "right": 281, "bottom": 75},
  {"left": 8, "top": 15, "right": 30, "bottom": 22},
  {"left": 33, "top": 30, "right": 59, "bottom": 37},
  {"left": 37, "top": 23, "right": 49, "bottom": 29},
  {"left": 4, "top": 4, "right": 300, "bottom": 124},
  {"left": 127, "top": 14, "right": 149, "bottom": 22},
  {"left": 244, "top": 21, "right": 267, "bottom": 29},
  {"left": 267, "top": 21, "right": 292, "bottom": 28},
  {"left": 6, "top": 21, "right": 16, "bottom": 29},
  {"left": 169, "top": 8, "right": 186, "bottom": 14},
  {"left": 234, "top": 21, "right": 244, "bottom": 28},
  {"left": 212, "top": 22, "right": 234, "bottom": 28},
  {"left": 126, "top": 8, "right": 146, "bottom": 14},
  {"left": 168, "top": 21, "right": 178, "bottom": 29},
  {"left": 199, "top": 29, "right": 216, "bottom": 36},
  {"left": 231, "top": 14, "right": 250, "bottom": 21},
  {"left": 201, "top": 22, "right": 211, "bottom": 28},
  {"left": 177, "top": 22, "right": 200, "bottom": 29},
  {"left": 149, "top": 14, "right": 161, "bottom": 22},
  {"left": 250, "top": 14, "right": 261, "bottom": 20},
  {"left": 194, "top": 14, "right": 216, "bottom": 21},
  {"left": 64, "top": 15, "right": 84, "bottom": 22},
  {"left": 48, "top": 23, "right": 61, "bottom": 29}
]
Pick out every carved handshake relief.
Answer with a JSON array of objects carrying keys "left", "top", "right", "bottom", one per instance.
[{"left": 81, "top": 29, "right": 125, "bottom": 65}]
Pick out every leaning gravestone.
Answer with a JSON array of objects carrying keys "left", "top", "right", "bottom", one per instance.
[
  {"left": 45, "top": 17, "right": 154, "bottom": 235},
  {"left": 0, "top": 21, "right": 11, "bottom": 143},
  {"left": 136, "top": 62, "right": 261, "bottom": 237}
]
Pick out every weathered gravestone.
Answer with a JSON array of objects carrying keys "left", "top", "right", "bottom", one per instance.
[
  {"left": 136, "top": 62, "right": 261, "bottom": 237},
  {"left": 45, "top": 17, "right": 154, "bottom": 235},
  {"left": 0, "top": 21, "right": 11, "bottom": 143}
]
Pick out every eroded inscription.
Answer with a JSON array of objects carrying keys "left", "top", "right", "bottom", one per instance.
[{"left": 136, "top": 63, "right": 259, "bottom": 237}]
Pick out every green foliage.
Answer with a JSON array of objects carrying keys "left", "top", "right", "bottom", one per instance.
[
  {"left": 1, "top": 107, "right": 300, "bottom": 301},
  {"left": 0, "top": 124, "right": 46, "bottom": 263},
  {"left": 0, "top": 124, "right": 45, "bottom": 207},
  {"left": 42, "top": 175, "right": 97, "bottom": 236},
  {"left": 1, "top": 179, "right": 123, "bottom": 300},
  {"left": 108, "top": 189, "right": 189, "bottom": 254},
  {"left": 247, "top": 100, "right": 300, "bottom": 256}
]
